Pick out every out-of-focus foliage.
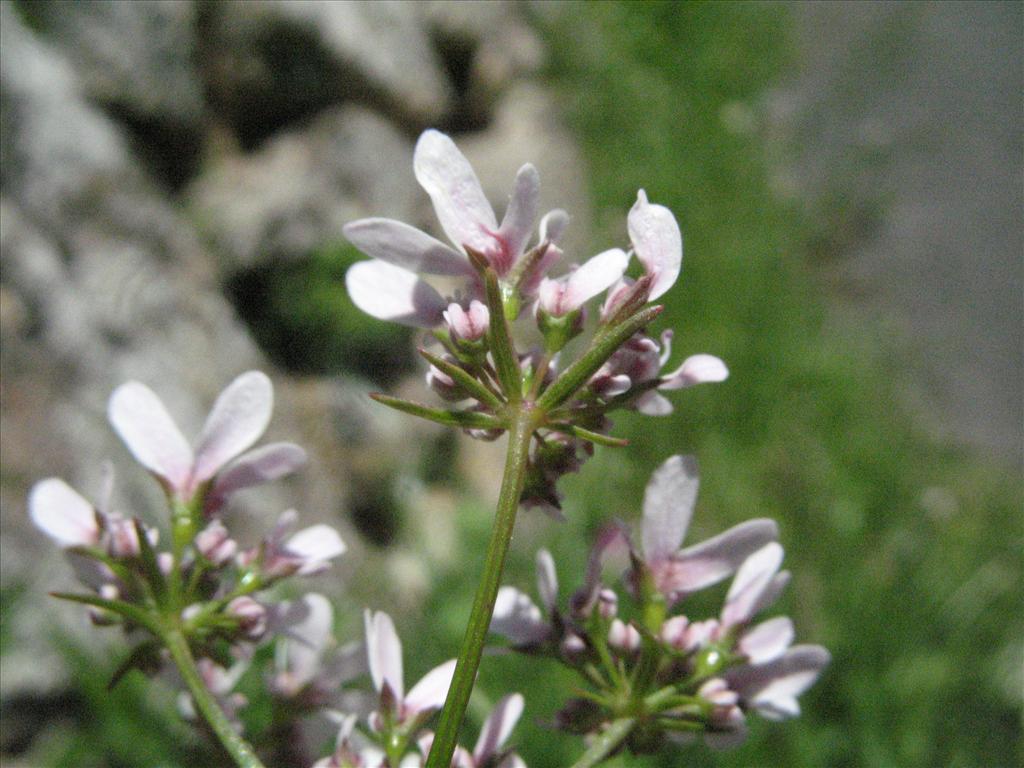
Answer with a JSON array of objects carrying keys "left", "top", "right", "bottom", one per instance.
[{"left": 7, "top": 3, "right": 1020, "bottom": 768}]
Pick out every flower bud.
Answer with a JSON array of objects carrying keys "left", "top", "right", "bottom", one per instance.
[
  {"left": 608, "top": 619, "right": 641, "bottom": 655},
  {"left": 227, "top": 596, "right": 268, "bottom": 641},
  {"left": 597, "top": 588, "right": 618, "bottom": 620},
  {"left": 444, "top": 300, "right": 489, "bottom": 344},
  {"left": 195, "top": 520, "right": 237, "bottom": 567},
  {"left": 560, "top": 633, "right": 587, "bottom": 662},
  {"left": 660, "top": 615, "right": 690, "bottom": 649},
  {"left": 106, "top": 516, "right": 141, "bottom": 559}
]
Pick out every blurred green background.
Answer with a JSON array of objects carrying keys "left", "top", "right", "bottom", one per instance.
[{"left": 1, "top": 2, "right": 1020, "bottom": 767}]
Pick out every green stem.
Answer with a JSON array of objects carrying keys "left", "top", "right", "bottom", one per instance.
[
  {"left": 569, "top": 717, "right": 636, "bottom": 768},
  {"left": 425, "top": 406, "right": 537, "bottom": 768},
  {"left": 163, "top": 627, "right": 266, "bottom": 768}
]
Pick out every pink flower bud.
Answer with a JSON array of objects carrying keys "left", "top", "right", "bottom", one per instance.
[
  {"left": 227, "top": 596, "right": 268, "bottom": 641},
  {"left": 660, "top": 615, "right": 690, "bottom": 648},
  {"left": 195, "top": 520, "right": 238, "bottom": 567},
  {"left": 608, "top": 619, "right": 641, "bottom": 655},
  {"left": 106, "top": 516, "right": 141, "bottom": 559},
  {"left": 444, "top": 300, "right": 489, "bottom": 342},
  {"left": 597, "top": 588, "right": 618, "bottom": 620}
]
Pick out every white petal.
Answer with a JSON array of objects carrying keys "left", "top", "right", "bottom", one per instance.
[
  {"left": 343, "top": 218, "right": 472, "bottom": 276},
  {"left": 539, "top": 209, "right": 569, "bottom": 244},
  {"left": 28, "top": 478, "right": 100, "bottom": 548},
  {"left": 660, "top": 354, "right": 729, "bottom": 390},
  {"left": 285, "top": 525, "right": 347, "bottom": 573},
  {"left": 721, "top": 542, "right": 784, "bottom": 626},
  {"left": 474, "top": 693, "right": 524, "bottom": 762},
  {"left": 404, "top": 658, "right": 457, "bottom": 715},
  {"left": 635, "top": 390, "right": 674, "bottom": 415},
  {"left": 535, "top": 549, "right": 558, "bottom": 614},
  {"left": 497, "top": 164, "right": 541, "bottom": 262},
  {"left": 674, "top": 518, "right": 779, "bottom": 591},
  {"left": 413, "top": 129, "right": 497, "bottom": 253},
  {"left": 192, "top": 372, "right": 273, "bottom": 486},
  {"left": 628, "top": 189, "right": 682, "bottom": 300},
  {"left": 285, "top": 594, "right": 334, "bottom": 687},
  {"left": 490, "top": 587, "right": 547, "bottom": 645},
  {"left": 364, "top": 610, "right": 404, "bottom": 701},
  {"left": 738, "top": 616, "right": 794, "bottom": 664},
  {"left": 207, "top": 443, "right": 307, "bottom": 511},
  {"left": 108, "top": 381, "right": 193, "bottom": 492},
  {"left": 346, "top": 259, "right": 448, "bottom": 327},
  {"left": 642, "top": 455, "right": 699, "bottom": 560},
  {"left": 563, "top": 249, "right": 629, "bottom": 310},
  {"left": 728, "top": 645, "right": 830, "bottom": 720}
]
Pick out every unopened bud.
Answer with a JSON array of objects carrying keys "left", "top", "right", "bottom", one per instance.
[
  {"left": 597, "top": 588, "right": 618, "bottom": 620},
  {"left": 195, "top": 520, "right": 237, "bottom": 567},
  {"left": 107, "top": 516, "right": 141, "bottom": 559},
  {"left": 444, "top": 300, "right": 489, "bottom": 343},
  {"left": 608, "top": 619, "right": 641, "bottom": 654},
  {"left": 226, "top": 596, "right": 268, "bottom": 641}
]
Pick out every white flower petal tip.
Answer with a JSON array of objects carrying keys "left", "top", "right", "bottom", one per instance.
[
  {"left": 539, "top": 209, "right": 570, "bottom": 244},
  {"left": 628, "top": 189, "right": 683, "bottom": 301},
  {"left": 284, "top": 524, "right": 347, "bottom": 575},
  {"left": 193, "top": 371, "right": 274, "bottom": 484},
  {"left": 491, "top": 587, "right": 547, "bottom": 645},
  {"left": 474, "top": 693, "right": 525, "bottom": 762},
  {"left": 28, "top": 478, "right": 101, "bottom": 548},
  {"left": 642, "top": 455, "right": 700, "bottom": 561},
  {"left": 364, "top": 610, "right": 404, "bottom": 703},
  {"left": 343, "top": 218, "right": 472, "bottom": 276},
  {"left": 739, "top": 616, "right": 795, "bottom": 664},
  {"left": 728, "top": 645, "right": 831, "bottom": 720},
  {"left": 497, "top": 164, "right": 541, "bottom": 268},
  {"left": 207, "top": 442, "right": 307, "bottom": 512},
  {"left": 346, "top": 259, "right": 448, "bottom": 327},
  {"left": 535, "top": 549, "right": 558, "bottom": 613},
  {"left": 405, "top": 658, "right": 457, "bottom": 715},
  {"left": 661, "top": 354, "right": 729, "bottom": 390},
  {"left": 107, "top": 381, "right": 193, "bottom": 491},
  {"left": 414, "top": 129, "right": 496, "bottom": 256}
]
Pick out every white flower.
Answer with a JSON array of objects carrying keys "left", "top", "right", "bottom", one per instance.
[
  {"left": 344, "top": 129, "right": 566, "bottom": 327},
  {"left": 639, "top": 456, "right": 778, "bottom": 604},
  {"left": 364, "top": 609, "right": 456, "bottom": 727},
  {"left": 261, "top": 509, "right": 346, "bottom": 579},
  {"left": 107, "top": 371, "right": 306, "bottom": 508}
]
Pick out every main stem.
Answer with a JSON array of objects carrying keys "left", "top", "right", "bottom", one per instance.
[
  {"left": 425, "top": 406, "right": 536, "bottom": 768},
  {"left": 164, "top": 627, "right": 267, "bottom": 768},
  {"left": 568, "top": 717, "right": 636, "bottom": 768}
]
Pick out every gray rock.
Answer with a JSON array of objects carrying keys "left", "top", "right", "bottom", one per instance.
[
  {"left": 188, "top": 105, "right": 419, "bottom": 272},
  {"left": 203, "top": 0, "right": 451, "bottom": 146}
]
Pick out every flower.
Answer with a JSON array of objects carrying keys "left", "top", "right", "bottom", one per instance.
[
  {"left": 535, "top": 248, "right": 629, "bottom": 318},
  {"left": 724, "top": 644, "right": 831, "bottom": 721},
  {"left": 420, "top": 693, "right": 527, "bottom": 768},
  {"left": 635, "top": 455, "right": 778, "bottom": 604},
  {"left": 107, "top": 371, "right": 306, "bottom": 511},
  {"left": 491, "top": 549, "right": 560, "bottom": 648},
  {"left": 258, "top": 509, "right": 347, "bottom": 580},
  {"left": 345, "top": 129, "right": 561, "bottom": 327},
  {"left": 364, "top": 609, "right": 457, "bottom": 730}
]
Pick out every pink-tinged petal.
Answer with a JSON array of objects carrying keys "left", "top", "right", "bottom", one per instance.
[
  {"left": 563, "top": 249, "right": 629, "bottom": 310},
  {"left": 491, "top": 587, "right": 547, "bottom": 645},
  {"left": 474, "top": 693, "right": 524, "bottom": 762},
  {"left": 108, "top": 381, "right": 193, "bottom": 492},
  {"left": 738, "top": 616, "right": 794, "bottom": 664},
  {"left": 413, "top": 129, "right": 497, "bottom": 253},
  {"left": 642, "top": 455, "right": 699, "bottom": 561},
  {"left": 206, "top": 442, "right": 307, "bottom": 514},
  {"left": 635, "top": 390, "right": 674, "bottom": 416},
  {"left": 673, "top": 518, "right": 779, "bottom": 592},
  {"left": 721, "top": 542, "right": 785, "bottom": 627},
  {"left": 405, "top": 658, "right": 457, "bottom": 715},
  {"left": 343, "top": 218, "right": 472, "bottom": 276},
  {"left": 284, "top": 524, "right": 346, "bottom": 575},
  {"left": 192, "top": 372, "right": 273, "bottom": 485},
  {"left": 628, "top": 189, "right": 682, "bottom": 300},
  {"left": 536, "top": 549, "right": 558, "bottom": 614},
  {"left": 497, "top": 164, "right": 540, "bottom": 262},
  {"left": 536, "top": 277, "right": 565, "bottom": 315},
  {"left": 660, "top": 354, "right": 729, "bottom": 390},
  {"left": 752, "top": 571, "right": 791, "bottom": 618},
  {"left": 444, "top": 300, "right": 489, "bottom": 341},
  {"left": 29, "top": 478, "right": 101, "bottom": 548},
  {"left": 593, "top": 374, "right": 631, "bottom": 398},
  {"left": 727, "top": 645, "right": 831, "bottom": 721},
  {"left": 364, "top": 610, "right": 404, "bottom": 701},
  {"left": 283, "top": 594, "right": 334, "bottom": 687},
  {"left": 539, "top": 209, "right": 569, "bottom": 244},
  {"left": 346, "top": 259, "right": 448, "bottom": 327}
]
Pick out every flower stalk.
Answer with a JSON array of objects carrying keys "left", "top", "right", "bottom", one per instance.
[
  {"left": 425, "top": 405, "right": 538, "bottom": 768},
  {"left": 568, "top": 717, "right": 637, "bottom": 768},
  {"left": 163, "top": 627, "right": 266, "bottom": 768}
]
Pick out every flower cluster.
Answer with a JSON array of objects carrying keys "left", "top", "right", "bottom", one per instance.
[
  {"left": 490, "top": 455, "right": 830, "bottom": 753},
  {"left": 28, "top": 373, "right": 347, "bottom": 740},
  {"left": 313, "top": 612, "right": 526, "bottom": 768},
  {"left": 344, "top": 130, "right": 727, "bottom": 515}
]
